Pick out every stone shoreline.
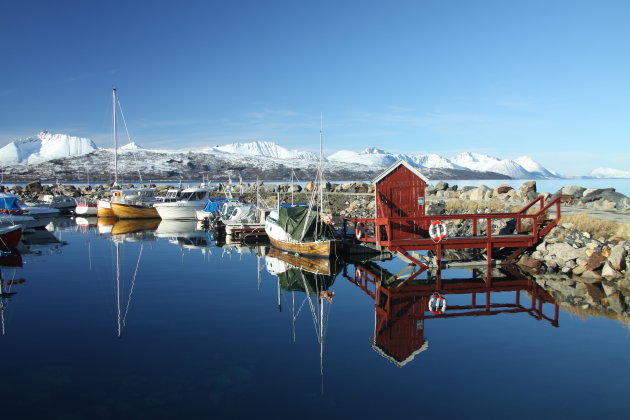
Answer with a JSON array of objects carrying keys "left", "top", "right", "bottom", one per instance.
[{"left": 4, "top": 179, "right": 629, "bottom": 322}]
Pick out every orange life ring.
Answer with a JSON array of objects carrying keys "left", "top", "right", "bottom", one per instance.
[
  {"left": 429, "top": 220, "right": 447, "bottom": 242},
  {"left": 355, "top": 222, "right": 366, "bottom": 240}
]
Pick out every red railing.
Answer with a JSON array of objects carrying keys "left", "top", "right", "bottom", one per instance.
[{"left": 343, "top": 195, "right": 564, "bottom": 248}]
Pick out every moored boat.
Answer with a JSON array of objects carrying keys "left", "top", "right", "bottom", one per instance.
[
  {"left": 110, "top": 202, "right": 159, "bottom": 219},
  {"left": 154, "top": 187, "right": 212, "bottom": 220},
  {"left": 75, "top": 200, "right": 98, "bottom": 216},
  {"left": 0, "top": 225, "right": 23, "bottom": 249},
  {"left": 97, "top": 199, "right": 116, "bottom": 217},
  {"left": 263, "top": 121, "right": 339, "bottom": 258},
  {"left": 265, "top": 206, "right": 339, "bottom": 258}
]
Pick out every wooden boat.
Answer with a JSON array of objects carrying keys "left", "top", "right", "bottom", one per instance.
[
  {"left": 0, "top": 225, "right": 23, "bottom": 249},
  {"left": 110, "top": 202, "right": 159, "bottom": 219},
  {"left": 267, "top": 234, "right": 337, "bottom": 257},
  {"left": 265, "top": 206, "right": 340, "bottom": 258},
  {"left": 264, "top": 123, "right": 339, "bottom": 258},
  {"left": 97, "top": 199, "right": 116, "bottom": 217}
]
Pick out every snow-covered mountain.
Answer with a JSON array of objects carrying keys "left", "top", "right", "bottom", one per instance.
[
  {"left": 0, "top": 131, "right": 96, "bottom": 165},
  {"left": 327, "top": 148, "right": 397, "bottom": 167},
  {"left": 590, "top": 168, "right": 630, "bottom": 178},
  {"left": 0, "top": 131, "right": 564, "bottom": 179},
  {"left": 213, "top": 141, "right": 318, "bottom": 160}
]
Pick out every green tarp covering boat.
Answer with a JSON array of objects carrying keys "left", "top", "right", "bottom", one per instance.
[{"left": 276, "top": 206, "right": 337, "bottom": 242}]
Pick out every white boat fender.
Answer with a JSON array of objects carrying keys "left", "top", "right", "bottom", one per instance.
[
  {"left": 429, "top": 220, "right": 447, "bottom": 242},
  {"left": 428, "top": 292, "right": 447, "bottom": 314},
  {"left": 355, "top": 222, "right": 366, "bottom": 240}
]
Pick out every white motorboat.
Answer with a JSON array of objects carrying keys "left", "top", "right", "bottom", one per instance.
[
  {"left": 154, "top": 187, "right": 212, "bottom": 220},
  {"left": 39, "top": 195, "right": 77, "bottom": 213},
  {"left": 0, "top": 192, "right": 60, "bottom": 219}
]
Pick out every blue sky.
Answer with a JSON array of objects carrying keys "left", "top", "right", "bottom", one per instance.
[{"left": 1, "top": 0, "right": 628, "bottom": 176}]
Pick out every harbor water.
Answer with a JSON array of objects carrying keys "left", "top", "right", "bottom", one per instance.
[{"left": 2, "top": 217, "right": 629, "bottom": 418}]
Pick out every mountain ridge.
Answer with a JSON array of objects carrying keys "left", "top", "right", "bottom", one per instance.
[{"left": 1, "top": 131, "right": 620, "bottom": 179}]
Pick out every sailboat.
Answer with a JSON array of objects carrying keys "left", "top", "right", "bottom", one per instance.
[
  {"left": 97, "top": 89, "right": 158, "bottom": 218},
  {"left": 97, "top": 88, "right": 121, "bottom": 218},
  {"left": 264, "top": 119, "right": 340, "bottom": 257}
]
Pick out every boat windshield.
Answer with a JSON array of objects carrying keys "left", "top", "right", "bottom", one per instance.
[{"left": 183, "top": 191, "right": 207, "bottom": 201}]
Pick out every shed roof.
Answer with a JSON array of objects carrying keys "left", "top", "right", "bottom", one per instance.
[{"left": 371, "top": 159, "right": 430, "bottom": 185}]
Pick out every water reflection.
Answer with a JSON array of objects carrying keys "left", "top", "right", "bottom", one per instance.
[
  {"left": 346, "top": 263, "right": 559, "bottom": 366},
  {"left": 265, "top": 248, "right": 341, "bottom": 386},
  {"left": 0, "top": 248, "right": 25, "bottom": 335}
]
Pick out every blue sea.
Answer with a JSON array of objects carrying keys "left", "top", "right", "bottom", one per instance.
[{"left": 2, "top": 217, "right": 629, "bottom": 418}]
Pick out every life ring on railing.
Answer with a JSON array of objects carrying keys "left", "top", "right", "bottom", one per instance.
[
  {"left": 428, "top": 293, "right": 447, "bottom": 315},
  {"left": 355, "top": 222, "right": 366, "bottom": 241},
  {"left": 429, "top": 220, "right": 447, "bottom": 242}
]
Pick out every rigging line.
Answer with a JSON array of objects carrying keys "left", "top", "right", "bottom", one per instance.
[
  {"left": 122, "top": 242, "right": 143, "bottom": 327},
  {"left": 300, "top": 271, "right": 322, "bottom": 342},
  {"left": 116, "top": 98, "right": 143, "bottom": 183}
]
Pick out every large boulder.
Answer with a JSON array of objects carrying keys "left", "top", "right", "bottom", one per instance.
[
  {"left": 25, "top": 180, "right": 43, "bottom": 193},
  {"left": 518, "top": 181, "right": 537, "bottom": 201},
  {"left": 580, "top": 188, "right": 630, "bottom": 209},
  {"left": 559, "top": 185, "right": 586, "bottom": 198},
  {"left": 469, "top": 185, "right": 491, "bottom": 201},
  {"left": 608, "top": 244, "right": 627, "bottom": 271}
]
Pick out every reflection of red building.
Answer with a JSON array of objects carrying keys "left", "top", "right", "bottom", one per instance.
[{"left": 346, "top": 264, "right": 559, "bottom": 367}]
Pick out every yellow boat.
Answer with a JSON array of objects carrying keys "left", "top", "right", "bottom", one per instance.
[{"left": 111, "top": 202, "right": 159, "bottom": 219}]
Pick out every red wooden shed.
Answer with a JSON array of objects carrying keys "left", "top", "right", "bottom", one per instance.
[{"left": 372, "top": 160, "right": 430, "bottom": 240}]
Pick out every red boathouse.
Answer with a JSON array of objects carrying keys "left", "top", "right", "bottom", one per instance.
[{"left": 344, "top": 160, "right": 564, "bottom": 275}]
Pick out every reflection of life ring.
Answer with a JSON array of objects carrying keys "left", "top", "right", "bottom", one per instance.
[
  {"left": 355, "top": 268, "right": 362, "bottom": 281},
  {"left": 355, "top": 222, "right": 366, "bottom": 240},
  {"left": 428, "top": 293, "right": 447, "bottom": 314},
  {"left": 429, "top": 220, "right": 447, "bottom": 242}
]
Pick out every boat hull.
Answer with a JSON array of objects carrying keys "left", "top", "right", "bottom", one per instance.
[
  {"left": 75, "top": 204, "right": 97, "bottom": 216},
  {"left": 268, "top": 236, "right": 338, "bottom": 258},
  {"left": 111, "top": 203, "right": 159, "bottom": 219},
  {"left": 155, "top": 205, "right": 202, "bottom": 220},
  {"left": 0, "top": 225, "right": 23, "bottom": 248},
  {"left": 97, "top": 200, "right": 116, "bottom": 218}
]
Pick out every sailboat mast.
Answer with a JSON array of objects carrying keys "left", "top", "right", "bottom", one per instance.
[
  {"left": 319, "top": 114, "right": 324, "bottom": 212},
  {"left": 113, "top": 88, "right": 119, "bottom": 186}
]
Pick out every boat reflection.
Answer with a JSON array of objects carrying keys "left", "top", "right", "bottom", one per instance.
[
  {"left": 0, "top": 264, "right": 27, "bottom": 335},
  {"left": 0, "top": 248, "right": 22, "bottom": 268},
  {"left": 156, "top": 220, "right": 213, "bottom": 254},
  {"left": 97, "top": 217, "right": 116, "bottom": 235},
  {"left": 18, "top": 228, "right": 65, "bottom": 255},
  {"left": 111, "top": 219, "right": 160, "bottom": 240},
  {"left": 345, "top": 263, "right": 559, "bottom": 367},
  {"left": 266, "top": 248, "right": 341, "bottom": 385}
]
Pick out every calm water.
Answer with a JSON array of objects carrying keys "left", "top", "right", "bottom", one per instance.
[{"left": 2, "top": 217, "right": 629, "bottom": 419}]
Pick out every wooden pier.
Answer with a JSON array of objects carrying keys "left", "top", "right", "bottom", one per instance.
[{"left": 341, "top": 160, "right": 564, "bottom": 279}]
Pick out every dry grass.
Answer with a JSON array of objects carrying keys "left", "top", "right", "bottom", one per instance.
[
  {"left": 443, "top": 200, "right": 514, "bottom": 213},
  {"left": 559, "top": 213, "right": 630, "bottom": 241}
]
